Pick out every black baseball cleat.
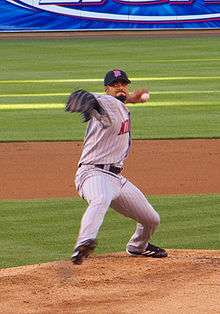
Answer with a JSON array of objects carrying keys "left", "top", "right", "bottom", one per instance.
[
  {"left": 126, "top": 243, "right": 168, "bottom": 258},
  {"left": 71, "top": 239, "right": 97, "bottom": 265}
]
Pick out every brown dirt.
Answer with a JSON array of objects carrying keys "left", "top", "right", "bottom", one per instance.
[
  {"left": 0, "top": 250, "right": 219, "bottom": 313},
  {"left": 1, "top": 139, "right": 220, "bottom": 313},
  {"left": 0, "top": 139, "right": 219, "bottom": 200},
  {"left": 1, "top": 29, "right": 220, "bottom": 40}
]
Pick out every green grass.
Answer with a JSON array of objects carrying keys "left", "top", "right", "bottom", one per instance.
[
  {"left": 0, "top": 37, "right": 220, "bottom": 80},
  {"left": 1, "top": 105, "right": 219, "bottom": 141},
  {"left": 0, "top": 36, "right": 220, "bottom": 141},
  {"left": 0, "top": 194, "right": 219, "bottom": 268}
]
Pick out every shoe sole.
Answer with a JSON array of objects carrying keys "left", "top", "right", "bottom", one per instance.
[
  {"left": 71, "top": 241, "right": 96, "bottom": 265},
  {"left": 145, "top": 251, "right": 168, "bottom": 258},
  {"left": 126, "top": 249, "right": 168, "bottom": 258}
]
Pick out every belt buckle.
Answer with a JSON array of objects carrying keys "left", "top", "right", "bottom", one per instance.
[{"left": 99, "top": 164, "right": 111, "bottom": 172}]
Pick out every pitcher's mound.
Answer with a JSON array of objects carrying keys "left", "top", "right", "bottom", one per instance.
[{"left": 0, "top": 249, "right": 219, "bottom": 314}]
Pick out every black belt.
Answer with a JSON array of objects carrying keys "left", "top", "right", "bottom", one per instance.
[
  {"left": 95, "top": 164, "right": 122, "bottom": 174},
  {"left": 79, "top": 163, "right": 122, "bottom": 175}
]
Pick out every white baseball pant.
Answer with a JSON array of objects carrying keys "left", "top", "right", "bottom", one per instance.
[{"left": 74, "top": 168, "right": 160, "bottom": 253}]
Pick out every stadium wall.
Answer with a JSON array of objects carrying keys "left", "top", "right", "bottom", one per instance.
[{"left": 0, "top": 0, "right": 220, "bottom": 31}]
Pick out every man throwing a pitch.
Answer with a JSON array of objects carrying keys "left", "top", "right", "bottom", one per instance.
[{"left": 66, "top": 69, "right": 167, "bottom": 265}]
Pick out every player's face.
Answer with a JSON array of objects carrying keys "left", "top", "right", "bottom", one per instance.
[{"left": 105, "top": 81, "right": 129, "bottom": 101}]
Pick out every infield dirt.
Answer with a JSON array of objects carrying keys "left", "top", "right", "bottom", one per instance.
[{"left": 1, "top": 139, "right": 220, "bottom": 200}]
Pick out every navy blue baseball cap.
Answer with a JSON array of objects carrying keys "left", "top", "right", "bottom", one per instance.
[{"left": 104, "top": 69, "right": 131, "bottom": 86}]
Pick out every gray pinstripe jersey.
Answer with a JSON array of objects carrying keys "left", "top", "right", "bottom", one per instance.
[{"left": 78, "top": 94, "right": 131, "bottom": 167}]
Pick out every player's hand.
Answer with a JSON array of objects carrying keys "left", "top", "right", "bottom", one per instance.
[{"left": 127, "top": 89, "right": 150, "bottom": 104}]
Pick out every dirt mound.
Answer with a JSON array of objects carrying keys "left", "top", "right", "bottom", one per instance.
[{"left": 0, "top": 250, "right": 219, "bottom": 313}]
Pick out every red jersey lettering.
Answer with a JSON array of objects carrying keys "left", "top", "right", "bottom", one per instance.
[{"left": 118, "top": 119, "right": 130, "bottom": 135}]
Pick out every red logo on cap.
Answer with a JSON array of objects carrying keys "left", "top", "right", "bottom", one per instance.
[{"left": 113, "top": 70, "right": 121, "bottom": 78}]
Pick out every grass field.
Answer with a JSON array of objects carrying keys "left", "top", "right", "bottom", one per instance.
[
  {"left": 0, "top": 36, "right": 220, "bottom": 141},
  {"left": 1, "top": 194, "right": 219, "bottom": 268},
  {"left": 1, "top": 105, "right": 219, "bottom": 141},
  {"left": 0, "top": 35, "right": 220, "bottom": 268}
]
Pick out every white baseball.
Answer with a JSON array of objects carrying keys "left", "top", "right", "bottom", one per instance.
[{"left": 140, "top": 92, "right": 150, "bottom": 102}]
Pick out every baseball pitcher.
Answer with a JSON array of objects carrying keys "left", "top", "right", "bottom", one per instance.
[{"left": 65, "top": 69, "right": 167, "bottom": 265}]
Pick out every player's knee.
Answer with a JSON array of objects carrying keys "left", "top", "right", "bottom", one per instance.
[
  {"left": 153, "top": 212, "right": 160, "bottom": 227},
  {"left": 144, "top": 212, "right": 160, "bottom": 228}
]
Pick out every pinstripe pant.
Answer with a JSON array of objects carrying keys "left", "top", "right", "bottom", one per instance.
[{"left": 74, "top": 167, "right": 160, "bottom": 253}]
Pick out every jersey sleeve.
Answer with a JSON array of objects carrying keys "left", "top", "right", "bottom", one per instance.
[
  {"left": 90, "top": 94, "right": 119, "bottom": 128},
  {"left": 95, "top": 94, "right": 119, "bottom": 119}
]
